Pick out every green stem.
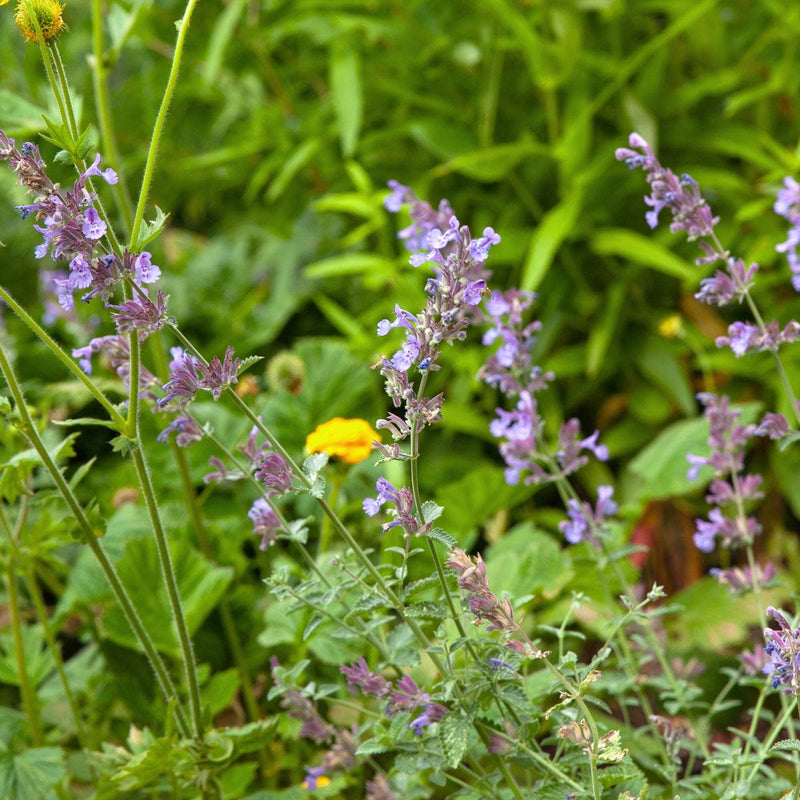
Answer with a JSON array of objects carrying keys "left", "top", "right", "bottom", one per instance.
[
  {"left": 0, "top": 344, "right": 190, "bottom": 737},
  {"left": 129, "top": 0, "right": 199, "bottom": 249},
  {"left": 48, "top": 42, "right": 79, "bottom": 141},
  {"left": 89, "top": 0, "right": 134, "bottom": 232},
  {"left": 5, "top": 553, "right": 44, "bottom": 746},
  {"left": 129, "top": 444, "right": 203, "bottom": 738}
]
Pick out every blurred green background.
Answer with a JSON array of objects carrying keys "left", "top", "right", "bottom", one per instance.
[{"left": 2, "top": 0, "right": 800, "bottom": 673}]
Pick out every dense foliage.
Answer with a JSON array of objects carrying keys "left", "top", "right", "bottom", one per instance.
[{"left": 2, "top": 1, "right": 800, "bottom": 799}]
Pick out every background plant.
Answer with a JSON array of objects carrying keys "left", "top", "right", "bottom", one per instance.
[{"left": 1, "top": 1, "right": 800, "bottom": 799}]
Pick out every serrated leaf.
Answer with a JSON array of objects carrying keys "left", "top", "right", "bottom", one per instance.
[
  {"left": 237, "top": 355, "right": 263, "bottom": 375},
  {"left": 355, "top": 739, "right": 391, "bottom": 756},
  {"left": 0, "top": 747, "right": 65, "bottom": 800},
  {"left": 427, "top": 527, "right": 458, "bottom": 549},
  {"left": 771, "top": 739, "right": 800, "bottom": 753},
  {"left": 405, "top": 601, "right": 449, "bottom": 620},
  {"left": 420, "top": 500, "right": 443, "bottom": 525},
  {"left": 439, "top": 712, "right": 470, "bottom": 769}
]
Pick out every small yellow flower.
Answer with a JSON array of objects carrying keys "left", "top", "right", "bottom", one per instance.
[
  {"left": 305, "top": 417, "right": 381, "bottom": 465},
  {"left": 14, "top": 0, "right": 66, "bottom": 43},
  {"left": 658, "top": 314, "right": 683, "bottom": 339}
]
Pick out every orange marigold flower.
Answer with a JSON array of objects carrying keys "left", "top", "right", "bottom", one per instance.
[
  {"left": 14, "top": 0, "right": 66, "bottom": 43},
  {"left": 305, "top": 417, "right": 381, "bottom": 465}
]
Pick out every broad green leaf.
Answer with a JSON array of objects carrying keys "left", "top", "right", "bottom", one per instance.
[
  {"left": 439, "top": 712, "right": 471, "bottom": 769},
  {"left": 485, "top": 523, "right": 573, "bottom": 600},
  {"left": 0, "top": 91, "right": 48, "bottom": 132},
  {"left": 0, "top": 747, "right": 65, "bottom": 800},
  {"left": 586, "top": 278, "right": 628, "bottom": 377},
  {"left": 266, "top": 138, "right": 322, "bottom": 203},
  {"left": 304, "top": 253, "right": 396, "bottom": 279}
]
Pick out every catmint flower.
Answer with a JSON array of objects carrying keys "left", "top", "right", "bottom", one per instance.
[
  {"left": 366, "top": 774, "right": 397, "bottom": 800},
  {"left": 158, "top": 349, "right": 202, "bottom": 410},
  {"left": 687, "top": 393, "right": 763, "bottom": 553},
  {"left": 159, "top": 346, "right": 242, "bottom": 409},
  {"left": 559, "top": 486, "right": 617, "bottom": 545},
  {"left": 254, "top": 450, "right": 293, "bottom": 497},
  {"left": 247, "top": 498, "right": 282, "bottom": 550},
  {"left": 615, "top": 132, "right": 719, "bottom": 242},
  {"left": 156, "top": 415, "right": 204, "bottom": 448},
  {"left": 109, "top": 290, "right": 171, "bottom": 341},
  {"left": 756, "top": 412, "right": 790, "bottom": 440},
  {"left": 710, "top": 562, "right": 776, "bottom": 594},
  {"left": 774, "top": 176, "right": 800, "bottom": 291},
  {"left": 763, "top": 606, "right": 800, "bottom": 694},
  {"left": 446, "top": 548, "right": 518, "bottom": 636},
  {"left": 270, "top": 658, "right": 335, "bottom": 743},
  {"left": 362, "top": 477, "right": 421, "bottom": 536},
  {"left": 340, "top": 658, "right": 391, "bottom": 698},
  {"left": 72, "top": 335, "right": 159, "bottom": 395},
  {"left": 378, "top": 183, "right": 497, "bottom": 441},
  {"left": 741, "top": 645, "right": 770, "bottom": 676},
  {"left": 695, "top": 258, "right": 758, "bottom": 306},
  {"left": 715, "top": 319, "right": 800, "bottom": 357},
  {"left": 385, "top": 675, "right": 448, "bottom": 735}
]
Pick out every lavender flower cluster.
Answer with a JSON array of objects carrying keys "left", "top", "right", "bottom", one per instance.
[
  {"left": 340, "top": 657, "right": 448, "bottom": 735},
  {"left": 0, "top": 131, "right": 167, "bottom": 335},
  {"left": 616, "top": 132, "right": 800, "bottom": 358}
]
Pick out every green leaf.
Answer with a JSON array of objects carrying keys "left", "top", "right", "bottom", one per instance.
[
  {"left": 771, "top": 739, "right": 800, "bottom": 753},
  {"left": 420, "top": 501, "right": 443, "bottom": 525},
  {"left": 591, "top": 228, "right": 697, "bottom": 281},
  {"left": 0, "top": 747, "right": 65, "bottom": 800},
  {"left": 329, "top": 42, "right": 363, "bottom": 158},
  {"left": 432, "top": 137, "right": 550, "bottom": 182},
  {"left": 427, "top": 527, "right": 458, "bottom": 549},
  {"left": 304, "top": 253, "right": 396, "bottom": 279},
  {"left": 438, "top": 712, "right": 470, "bottom": 769},
  {"left": 405, "top": 601, "right": 449, "bottom": 620},
  {"left": 485, "top": 523, "right": 573, "bottom": 600},
  {"left": 633, "top": 335, "right": 695, "bottom": 415},
  {"left": 521, "top": 189, "right": 584, "bottom": 291},
  {"left": 623, "top": 402, "right": 762, "bottom": 501},
  {"left": 0, "top": 90, "right": 48, "bottom": 132},
  {"left": 133, "top": 206, "right": 170, "bottom": 250}
]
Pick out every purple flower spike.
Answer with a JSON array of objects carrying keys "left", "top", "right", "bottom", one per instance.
[{"left": 615, "top": 133, "right": 719, "bottom": 242}]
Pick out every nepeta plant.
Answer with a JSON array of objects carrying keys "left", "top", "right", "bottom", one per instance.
[{"left": 4, "top": 0, "right": 800, "bottom": 797}]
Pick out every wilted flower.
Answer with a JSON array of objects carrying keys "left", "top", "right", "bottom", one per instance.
[{"left": 306, "top": 417, "right": 381, "bottom": 464}]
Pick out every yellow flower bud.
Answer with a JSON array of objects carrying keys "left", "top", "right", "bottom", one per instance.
[{"left": 14, "top": 0, "right": 66, "bottom": 43}]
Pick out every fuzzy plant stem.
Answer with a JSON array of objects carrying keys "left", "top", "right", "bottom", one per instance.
[
  {"left": 129, "top": 0, "right": 199, "bottom": 250},
  {"left": 5, "top": 553, "right": 44, "bottom": 746},
  {"left": 0, "top": 345, "right": 191, "bottom": 739},
  {"left": 89, "top": 0, "right": 134, "bottom": 231}
]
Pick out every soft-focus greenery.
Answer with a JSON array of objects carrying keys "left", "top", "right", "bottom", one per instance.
[{"left": 1, "top": 1, "right": 800, "bottom": 798}]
